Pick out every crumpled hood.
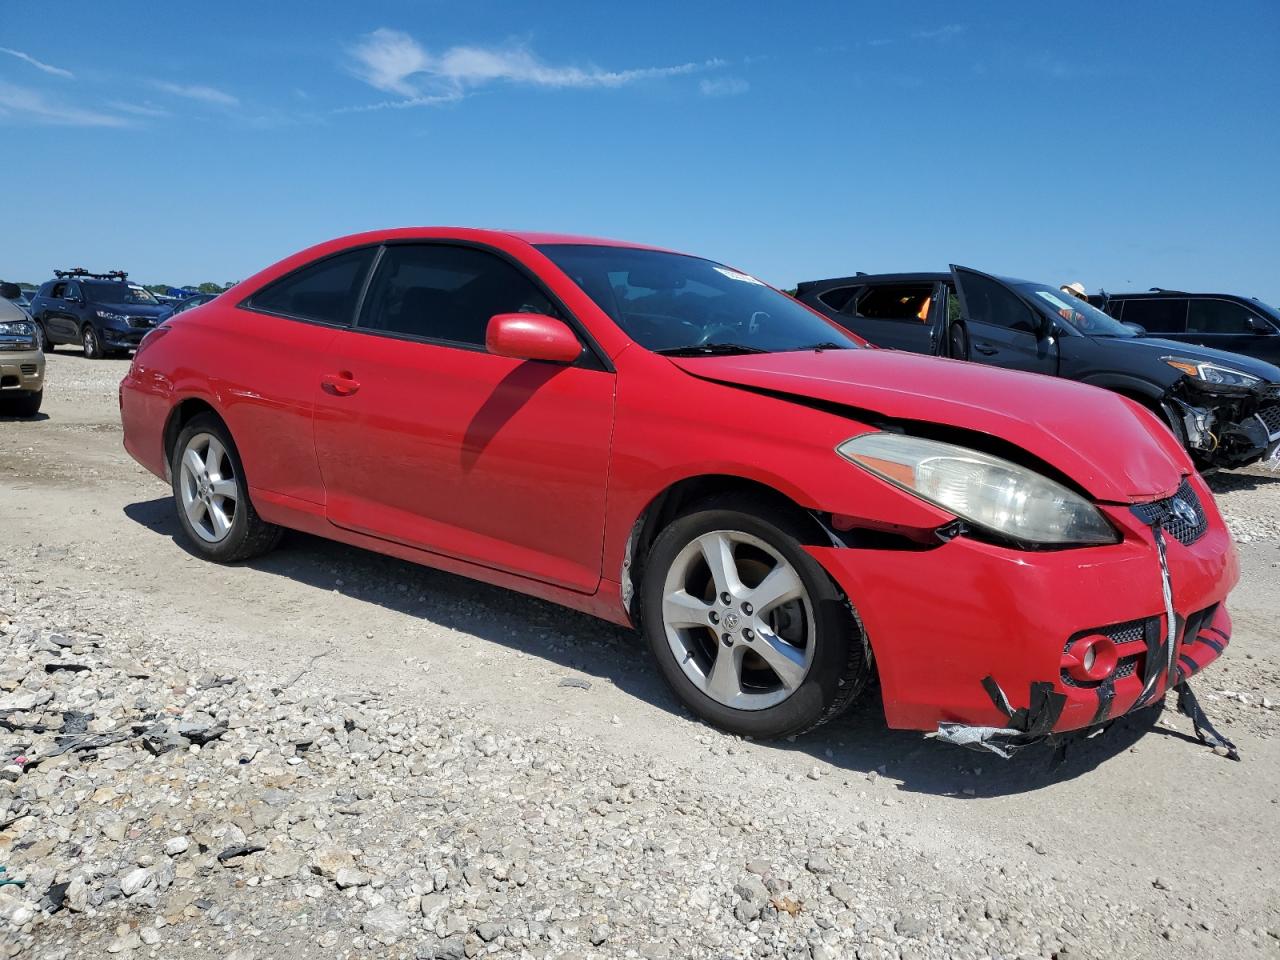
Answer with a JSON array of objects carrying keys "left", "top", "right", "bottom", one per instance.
[{"left": 669, "top": 350, "right": 1188, "bottom": 502}]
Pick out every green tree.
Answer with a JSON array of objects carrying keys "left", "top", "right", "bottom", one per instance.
[{"left": 196, "top": 282, "right": 224, "bottom": 294}]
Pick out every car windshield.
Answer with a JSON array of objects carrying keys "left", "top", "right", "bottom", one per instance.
[
  {"left": 1015, "top": 281, "right": 1136, "bottom": 337},
  {"left": 537, "top": 244, "right": 859, "bottom": 354},
  {"left": 86, "top": 282, "right": 159, "bottom": 305}
]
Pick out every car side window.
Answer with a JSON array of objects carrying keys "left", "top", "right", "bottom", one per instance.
[
  {"left": 1121, "top": 298, "right": 1187, "bottom": 333},
  {"left": 63, "top": 281, "right": 80, "bottom": 302},
  {"left": 248, "top": 247, "right": 376, "bottom": 326},
  {"left": 359, "top": 244, "right": 559, "bottom": 347},
  {"left": 851, "top": 283, "right": 936, "bottom": 324},
  {"left": 957, "top": 274, "right": 1037, "bottom": 334},
  {"left": 49, "top": 282, "right": 66, "bottom": 299},
  {"left": 816, "top": 286, "right": 859, "bottom": 312},
  {"left": 1187, "top": 299, "right": 1269, "bottom": 335}
]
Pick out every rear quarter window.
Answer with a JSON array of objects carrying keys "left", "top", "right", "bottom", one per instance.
[{"left": 246, "top": 247, "right": 376, "bottom": 326}]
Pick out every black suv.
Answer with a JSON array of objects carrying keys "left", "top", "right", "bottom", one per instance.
[
  {"left": 28, "top": 269, "right": 169, "bottom": 358},
  {"left": 1095, "top": 290, "right": 1280, "bottom": 367},
  {"left": 796, "top": 266, "right": 1280, "bottom": 471}
]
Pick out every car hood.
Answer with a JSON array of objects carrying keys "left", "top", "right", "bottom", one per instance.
[
  {"left": 94, "top": 302, "right": 169, "bottom": 318},
  {"left": 668, "top": 350, "right": 1188, "bottom": 502},
  {"left": 1082, "top": 335, "right": 1280, "bottom": 382}
]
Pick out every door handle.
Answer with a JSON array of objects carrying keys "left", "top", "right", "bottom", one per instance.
[
  {"left": 974, "top": 344, "right": 998, "bottom": 355},
  {"left": 321, "top": 371, "right": 361, "bottom": 396}
]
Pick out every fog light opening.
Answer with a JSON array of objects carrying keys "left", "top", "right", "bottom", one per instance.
[{"left": 1062, "top": 634, "right": 1119, "bottom": 683}]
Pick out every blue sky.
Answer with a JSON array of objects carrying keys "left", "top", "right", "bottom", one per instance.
[{"left": 2, "top": 1, "right": 1278, "bottom": 301}]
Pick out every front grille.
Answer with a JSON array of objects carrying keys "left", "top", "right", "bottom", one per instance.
[
  {"left": 126, "top": 315, "right": 157, "bottom": 329},
  {"left": 1257, "top": 403, "right": 1280, "bottom": 437},
  {"left": 1130, "top": 478, "right": 1208, "bottom": 546}
]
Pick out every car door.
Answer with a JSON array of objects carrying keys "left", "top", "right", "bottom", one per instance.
[
  {"left": 838, "top": 281, "right": 942, "bottom": 354},
  {"left": 950, "top": 266, "right": 1057, "bottom": 375},
  {"left": 54, "top": 281, "right": 83, "bottom": 341},
  {"left": 312, "top": 241, "right": 616, "bottom": 593},
  {"left": 1184, "top": 298, "right": 1280, "bottom": 365}
]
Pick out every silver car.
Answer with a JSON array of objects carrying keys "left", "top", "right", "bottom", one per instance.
[{"left": 0, "top": 284, "right": 45, "bottom": 417}]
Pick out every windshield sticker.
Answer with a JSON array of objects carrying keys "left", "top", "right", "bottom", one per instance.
[
  {"left": 714, "top": 266, "right": 765, "bottom": 285},
  {"left": 1034, "top": 290, "right": 1078, "bottom": 313}
]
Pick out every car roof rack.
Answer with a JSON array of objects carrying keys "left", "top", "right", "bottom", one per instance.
[
  {"left": 53, "top": 268, "right": 129, "bottom": 281},
  {"left": 1147, "top": 287, "right": 1186, "bottom": 294}
]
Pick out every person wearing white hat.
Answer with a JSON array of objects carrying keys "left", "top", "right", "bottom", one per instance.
[{"left": 1060, "top": 281, "right": 1088, "bottom": 300}]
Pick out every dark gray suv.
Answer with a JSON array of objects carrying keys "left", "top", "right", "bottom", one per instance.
[
  {"left": 796, "top": 266, "right": 1280, "bottom": 472},
  {"left": 1098, "top": 291, "right": 1280, "bottom": 367}
]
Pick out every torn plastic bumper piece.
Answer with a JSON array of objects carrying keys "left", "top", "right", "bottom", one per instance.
[
  {"left": 1175, "top": 680, "right": 1241, "bottom": 761},
  {"left": 932, "top": 676, "right": 1066, "bottom": 759}
]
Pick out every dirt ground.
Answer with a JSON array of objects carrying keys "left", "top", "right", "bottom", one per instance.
[{"left": 3, "top": 351, "right": 1279, "bottom": 957}]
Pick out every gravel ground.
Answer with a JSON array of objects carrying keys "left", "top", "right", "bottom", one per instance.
[{"left": 1, "top": 352, "right": 1278, "bottom": 959}]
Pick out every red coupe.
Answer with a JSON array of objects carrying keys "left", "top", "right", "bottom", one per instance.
[{"left": 119, "top": 228, "right": 1238, "bottom": 747}]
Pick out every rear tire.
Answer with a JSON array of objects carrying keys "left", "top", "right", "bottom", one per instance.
[
  {"left": 170, "top": 413, "right": 282, "bottom": 563},
  {"left": 81, "top": 325, "right": 103, "bottom": 359},
  {"left": 640, "top": 495, "right": 869, "bottom": 739}
]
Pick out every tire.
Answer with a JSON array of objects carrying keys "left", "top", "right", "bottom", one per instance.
[
  {"left": 948, "top": 322, "right": 969, "bottom": 361},
  {"left": 640, "top": 495, "right": 870, "bottom": 739},
  {"left": 170, "top": 413, "right": 282, "bottom": 563},
  {"left": 9, "top": 390, "right": 42, "bottom": 418},
  {"left": 81, "top": 325, "right": 103, "bottom": 360},
  {"left": 38, "top": 323, "right": 53, "bottom": 352}
]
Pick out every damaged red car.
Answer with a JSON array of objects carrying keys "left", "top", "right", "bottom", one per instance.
[{"left": 119, "top": 228, "right": 1240, "bottom": 751}]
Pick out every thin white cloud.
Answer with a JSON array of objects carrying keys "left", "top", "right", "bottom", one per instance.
[
  {"left": 152, "top": 81, "right": 239, "bottom": 107},
  {"left": 0, "top": 82, "right": 129, "bottom": 126},
  {"left": 108, "top": 100, "right": 170, "bottom": 118},
  {"left": 347, "top": 28, "right": 722, "bottom": 107},
  {"left": 0, "top": 46, "right": 74, "bottom": 79},
  {"left": 700, "top": 76, "right": 749, "bottom": 97},
  {"left": 914, "top": 24, "right": 965, "bottom": 41}
]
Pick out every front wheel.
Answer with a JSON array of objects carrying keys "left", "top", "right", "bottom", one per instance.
[
  {"left": 81, "top": 325, "right": 103, "bottom": 359},
  {"left": 38, "top": 323, "right": 53, "bottom": 352},
  {"left": 10, "top": 390, "right": 43, "bottom": 418},
  {"left": 640, "top": 497, "right": 870, "bottom": 739},
  {"left": 171, "top": 414, "right": 282, "bottom": 563}
]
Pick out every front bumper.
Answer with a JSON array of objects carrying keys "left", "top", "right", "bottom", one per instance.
[
  {"left": 0, "top": 348, "right": 44, "bottom": 393},
  {"left": 808, "top": 472, "right": 1237, "bottom": 733},
  {"left": 101, "top": 325, "right": 149, "bottom": 349}
]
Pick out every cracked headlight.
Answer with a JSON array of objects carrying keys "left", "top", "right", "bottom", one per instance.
[
  {"left": 837, "top": 433, "right": 1118, "bottom": 546},
  {"left": 1163, "top": 357, "right": 1261, "bottom": 389}
]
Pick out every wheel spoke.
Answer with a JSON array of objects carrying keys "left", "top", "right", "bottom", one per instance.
[
  {"left": 210, "top": 478, "right": 238, "bottom": 501},
  {"left": 747, "top": 563, "right": 803, "bottom": 617},
  {"left": 753, "top": 631, "right": 808, "bottom": 691},
  {"left": 664, "top": 590, "right": 713, "bottom": 629},
  {"left": 182, "top": 448, "right": 206, "bottom": 481},
  {"left": 706, "top": 645, "right": 743, "bottom": 703},
  {"left": 697, "top": 532, "right": 742, "bottom": 598},
  {"left": 208, "top": 501, "right": 232, "bottom": 537},
  {"left": 204, "top": 436, "right": 226, "bottom": 479}
]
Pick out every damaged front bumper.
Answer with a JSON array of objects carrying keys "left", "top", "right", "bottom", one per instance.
[
  {"left": 1167, "top": 383, "right": 1280, "bottom": 470},
  {"left": 806, "top": 471, "right": 1238, "bottom": 739}
]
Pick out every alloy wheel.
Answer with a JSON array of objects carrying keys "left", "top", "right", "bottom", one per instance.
[
  {"left": 660, "top": 529, "right": 815, "bottom": 711},
  {"left": 178, "top": 432, "right": 239, "bottom": 543},
  {"left": 82, "top": 328, "right": 98, "bottom": 358}
]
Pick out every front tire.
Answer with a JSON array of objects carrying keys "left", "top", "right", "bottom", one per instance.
[
  {"left": 640, "top": 496, "right": 869, "bottom": 739},
  {"left": 38, "top": 322, "right": 53, "bottom": 352},
  {"left": 171, "top": 413, "right": 282, "bottom": 563},
  {"left": 81, "top": 325, "right": 103, "bottom": 359},
  {"left": 9, "top": 390, "right": 43, "bottom": 418}
]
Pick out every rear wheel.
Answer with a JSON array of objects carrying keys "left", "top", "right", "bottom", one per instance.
[
  {"left": 640, "top": 496, "right": 869, "bottom": 739},
  {"left": 81, "top": 325, "right": 103, "bottom": 360},
  {"left": 171, "top": 414, "right": 282, "bottom": 563}
]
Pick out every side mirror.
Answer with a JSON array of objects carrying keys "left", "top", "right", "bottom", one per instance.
[
  {"left": 486, "top": 313, "right": 582, "bottom": 363},
  {"left": 1122, "top": 321, "right": 1147, "bottom": 336},
  {"left": 0, "top": 283, "right": 19, "bottom": 300}
]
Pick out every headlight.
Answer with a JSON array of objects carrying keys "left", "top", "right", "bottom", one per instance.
[
  {"left": 837, "top": 432, "right": 1118, "bottom": 546},
  {"left": 95, "top": 310, "right": 129, "bottom": 322},
  {"left": 0, "top": 321, "right": 33, "bottom": 337},
  {"left": 1163, "top": 357, "right": 1261, "bottom": 389}
]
